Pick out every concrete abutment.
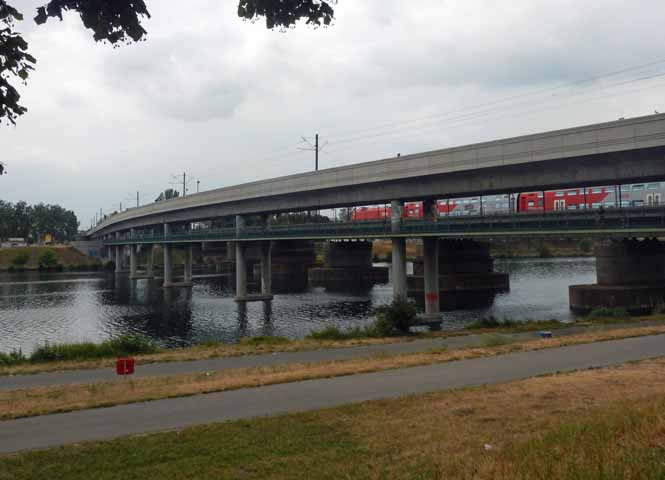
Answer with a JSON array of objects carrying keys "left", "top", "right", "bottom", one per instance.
[{"left": 570, "top": 239, "right": 665, "bottom": 314}]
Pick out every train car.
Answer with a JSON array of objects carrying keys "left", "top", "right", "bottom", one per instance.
[
  {"left": 350, "top": 183, "right": 664, "bottom": 220},
  {"left": 351, "top": 201, "right": 458, "bottom": 221}
]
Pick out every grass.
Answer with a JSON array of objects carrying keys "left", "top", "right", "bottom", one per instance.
[
  {"left": 466, "top": 315, "right": 566, "bottom": 332},
  {"left": 4, "top": 323, "right": 665, "bottom": 421},
  {"left": 3, "top": 357, "right": 665, "bottom": 479},
  {"left": 479, "top": 333, "right": 514, "bottom": 347},
  {"left": 1, "top": 335, "right": 159, "bottom": 366}
]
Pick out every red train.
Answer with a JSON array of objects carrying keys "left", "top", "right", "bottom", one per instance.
[
  {"left": 350, "top": 188, "right": 614, "bottom": 221},
  {"left": 352, "top": 201, "right": 458, "bottom": 221}
]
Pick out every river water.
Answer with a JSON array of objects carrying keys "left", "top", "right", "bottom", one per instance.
[{"left": 0, "top": 257, "right": 595, "bottom": 354}]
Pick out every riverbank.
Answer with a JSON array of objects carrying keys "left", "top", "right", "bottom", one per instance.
[
  {"left": 2, "top": 322, "right": 665, "bottom": 421},
  {"left": 2, "top": 354, "right": 665, "bottom": 479},
  {"left": 3, "top": 312, "right": 663, "bottom": 376},
  {"left": 0, "top": 246, "right": 101, "bottom": 271}
]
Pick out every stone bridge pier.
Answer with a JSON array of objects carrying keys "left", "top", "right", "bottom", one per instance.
[
  {"left": 308, "top": 241, "right": 388, "bottom": 291},
  {"left": 408, "top": 239, "right": 510, "bottom": 311},
  {"left": 570, "top": 239, "right": 665, "bottom": 314}
]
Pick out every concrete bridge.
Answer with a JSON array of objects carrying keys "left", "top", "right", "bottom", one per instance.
[{"left": 88, "top": 113, "right": 665, "bottom": 324}]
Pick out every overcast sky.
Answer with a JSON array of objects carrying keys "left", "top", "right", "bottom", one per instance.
[{"left": 1, "top": 0, "right": 665, "bottom": 227}]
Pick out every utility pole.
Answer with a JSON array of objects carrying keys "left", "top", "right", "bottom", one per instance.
[
  {"left": 136, "top": 191, "right": 139, "bottom": 208},
  {"left": 197, "top": 180, "right": 200, "bottom": 193},
  {"left": 298, "top": 134, "right": 327, "bottom": 172},
  {"left": 183, "top": 172, "right": 187, "bottom": 197}
]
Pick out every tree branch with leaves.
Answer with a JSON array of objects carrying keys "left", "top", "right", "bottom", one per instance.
[{"left": 0, "top": 0, "right": 335, "bottom": 127}]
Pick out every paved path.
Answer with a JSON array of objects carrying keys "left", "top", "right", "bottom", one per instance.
[
  {"left": 0, "top": 325, "right": 603, "bottom": 391},
  {"left": 1, "top": 333, "right": 664, "bottom": 454}
]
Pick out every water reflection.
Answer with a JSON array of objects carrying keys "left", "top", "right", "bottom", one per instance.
[{"left": 0, "top": 257, "right": 596, "bottom": 354}]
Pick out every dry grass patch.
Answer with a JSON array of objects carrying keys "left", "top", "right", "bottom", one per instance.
[
  {"left": 3, "top": 325, "right": 665, "bottom": 420},
  {"left": 3, "top": 358, "right": 665, "bottom": 479}
]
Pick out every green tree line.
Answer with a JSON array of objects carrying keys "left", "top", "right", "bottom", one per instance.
[{"left": 0, "top": 200, "right": 78, "bottom": 242}]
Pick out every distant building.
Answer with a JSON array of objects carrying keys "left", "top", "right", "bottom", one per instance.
[{"left": 1, "top": 238, "right": 27, "bottom": 248}]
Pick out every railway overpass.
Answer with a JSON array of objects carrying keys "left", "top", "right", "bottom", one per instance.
[{"left": 88, "top": 113, "right": 665, "bottom": 323}]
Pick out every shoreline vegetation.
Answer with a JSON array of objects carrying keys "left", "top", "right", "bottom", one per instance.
[
  {"left": 0, "top": 245, "right": 104, "bottom": 272},
  {"left": 3, "top": 323, "right": 665, "bottom": 421},
  {"left": 2, "top": 307, "right": 664, "bottom": 376}
]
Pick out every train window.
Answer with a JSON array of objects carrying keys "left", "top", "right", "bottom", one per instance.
[
  {"left": 537, "top": 192, "right": 544, "bottom": 198},
  {"left": 567, "top": 205, "right": 577, "bottom": 210},
  {"left": 568, "top": 191, "right": 577, "bottom": 196},
  {"left": 528, "top": 201, "right": 535, "bottom": 207},
  {"left": 592, "top": 203, "right": 601, "bottom": 209},
  {"left": 647, "top": 183, "right": 660, "bottom": 189},
  {"left": 632, "top": 185, "right": 645, "bottom": 191},
  {"left": 621, "top": 185, "right": 630, "bottom": 191},
  {"left": 555, "top": 191, "right": 564, "bottom": 197},
  {"left": 591, "top": 187, "right": 603, "bottom": 194}
]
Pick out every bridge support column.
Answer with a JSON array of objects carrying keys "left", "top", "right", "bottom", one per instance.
[
  {"left": 235, "top": 242, "right": 247, "bottom": 300},
  {"left": 129, "top": 244, "right": 138, "bottom": 278},
  {"left": 570, "top": 239, "right": 665, "bottom": 314},
  {"left": 391, "top": 200, "right": 407, "bottom": 300},
  {"left": 184, "top": 245, "right": 193, "bottom": 284},
  {"left": 146, "top": 245, "right": 155, "bottom": 278},
  {"left": 308, "top": 240, "right": 388, "bottom": 291},
  {"left": 114, "top": 233, "right": 122, "bottom": 274},
  {"left": 163, "top": 224, "right": 173, "bottom": 288},
  {"left": 261, "top": 240, "right": 272, "bottom": 296},
  {"left": 423, "top": 237, "right": 440, "bottom": 319}
]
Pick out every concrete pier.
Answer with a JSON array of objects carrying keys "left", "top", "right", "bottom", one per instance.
[
  {"left": 163, "top": 224, "right": 173, "bottom": 287},
  {"left": 146, "top": 245, "right": 155, "bottom": 278},
  {"left": 129, "top": 245, "right": 138, "bottom": 278},
  {"left": 570, "top": 239, "right": 665, "bottom": 314},
  {"left": 408, "top": 239, "right": 509, "bottom": 310},
  {"left": 422, "top": 237, "right": 440, "bottom": 318},
  {"left": 391, "top": 200, "right": 407, "bottom": 300},
  {"left": 184, "top": 245, "right": 193, "bottom": 284},
  {"left": 260, "top": 240, "right": 272, "bottom": 296},
  {"left": 308, "top": 241, "right": 388, "bottom": 291}
]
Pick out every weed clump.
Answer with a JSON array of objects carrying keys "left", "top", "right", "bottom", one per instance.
[{"left": 587, "top": 307, "right": 629, "bottom": 320}]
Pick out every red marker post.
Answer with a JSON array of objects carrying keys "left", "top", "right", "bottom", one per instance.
[{"left": 116, "top": 357, "right": 135, "bottom": 376}]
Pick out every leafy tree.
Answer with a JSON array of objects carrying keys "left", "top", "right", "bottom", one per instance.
[
  {"left": 155, "top": 188, "right": 180, "bottom": 202},
  {"left": 0, "top": 0, "right": 336, "bottom": 126},
  {"left": 0, "top": 162, "right": 5, "bottom": 175},
  {"left": 0, "top": 200, "right": 79, "bottom": 242}
]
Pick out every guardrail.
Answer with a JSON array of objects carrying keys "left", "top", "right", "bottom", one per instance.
[{"left": 103, "top": 207, "right": 665, "bottom": 245}]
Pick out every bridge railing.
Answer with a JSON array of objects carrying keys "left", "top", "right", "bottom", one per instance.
[{"left": 102, "top": 206, "right": 665, "bottom": 244}]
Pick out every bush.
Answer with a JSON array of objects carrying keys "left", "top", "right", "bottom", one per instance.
[
  {"left": 0, "top": 348, "right": 27, "bottom": 366},
  {"left": 587, "top": 307, "right": 629, "bottom": 320},
  {"left": 373, "top": 299, "right": 419, "bottom": 335},
  {"left": 11, "top": 251, "right": 29, "bottom": 267},
  {"left": 30, "top": 335, "right": 159, "bottom": 363},
  {"left": 467, "top": 316, "right": 517, "bottom": 329},
  {"left": 37, "top": 249, "right": 58, "bottom": 269},
  {"left": 577, "top": 238, "right": 593, "bottom": 254},
  {"left": 306, "top": 325, "right": 379, "bottom": 341},
  {"left": 537, "top": 243, "right": 553, "bottom": 258}
]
